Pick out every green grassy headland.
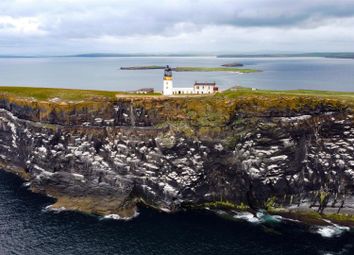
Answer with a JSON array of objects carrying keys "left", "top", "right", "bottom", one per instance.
[
  {"left": 0, "top": 86, "right": 160, "bottom": 101},
  {"left": 219, "top": 87, "right": 354, "bottom": 104},
  {"left": 0, "top": 86, "right": 353, "bottom": 104}
]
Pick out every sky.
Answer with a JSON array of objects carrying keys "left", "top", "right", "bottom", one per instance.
[{"left": 1, "top": 0, "right": 354, "bottom": 55}]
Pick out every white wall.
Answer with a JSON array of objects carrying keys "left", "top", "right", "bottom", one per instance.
[
  {"left": 194, "top": 85, "right": 215, "bottom": 94},
  {"left": 163, "top": 80, "right": 173, "bottom": 95},
  {"left": 172, "top": 88, "right": 194, "bottom": 95}
]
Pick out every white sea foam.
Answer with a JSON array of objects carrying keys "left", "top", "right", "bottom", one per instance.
[
  {"left": 267, "top": 214, "right": 283, "bottom": 223},
  {"left": 280, "top": 217, "right": 301, "bottom": 223},
  {"left": 22, "top": 182, "right": 31, "bottom": 188},
  {"left": 313, "top": 220, "right": 350, "bottom": 238},
  {"left": 233, "top": 212, "right": 262, "bottom": 223},
  {"left": 315, "top": 226, "right": 343, "bottom": 238},
  {"left": 232, "top": 210, "right": 284, "bottom": 224},
  {"left": 160, "top": 207, "right": 172, "bottom": 213},
  {"left": 42, "top": 205, "right": 67, "bottom": 213},
  {"left": 102, "top": 210, "right": 140, "bottom": 221},
  {"left": 102, "top": 214, "right": 123, "bottom": 220},
  {"left": 232, "top": 210, "right": 350, "bottom": 238},
  {"left": 216, "top": 209, "right": 225, "bottom": 214}
]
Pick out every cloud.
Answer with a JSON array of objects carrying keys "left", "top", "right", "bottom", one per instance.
[
  {"left": 0, "top": 0, "right": 354, "bottom": 54},
  {"left": 0, "top": 15, "right": 46, "bottom": 36}
]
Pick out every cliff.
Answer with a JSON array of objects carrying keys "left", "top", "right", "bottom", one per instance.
[{"left": 0, "top": 88, "right": 354, "bottom": 225}]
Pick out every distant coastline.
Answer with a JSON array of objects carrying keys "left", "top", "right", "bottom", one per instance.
[
  {"left": 120, "top": 66, "right": 165, "bottom": 70},
  {"left": 217, "top": 53, "right": 354, "bottom": 59},
  {"left": 120, "top": 66, "right": 258, "bottom": 73},
  {"left": 0, "top": 52, "right": 354, "bottom": 59}
]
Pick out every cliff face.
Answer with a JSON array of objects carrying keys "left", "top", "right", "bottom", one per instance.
[{"left": 0, "top": 94, "right": 353, "bottom": 222}]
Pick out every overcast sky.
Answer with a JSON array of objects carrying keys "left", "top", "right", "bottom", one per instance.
[{"left": 1, "top": 0, "right": 354, "bottom": 55}]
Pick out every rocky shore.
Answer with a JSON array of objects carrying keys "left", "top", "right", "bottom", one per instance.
[{"left": 0, "top": 91, "right": 354, "bottom": 225}]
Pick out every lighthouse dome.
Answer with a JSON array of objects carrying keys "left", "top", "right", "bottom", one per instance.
[{"left": 164, "top": 65, "right": 172, "bottom": 77}]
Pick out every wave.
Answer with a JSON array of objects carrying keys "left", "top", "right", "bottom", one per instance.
[
  {"left": 233, "top": 210, "right": 350, "bottom": 238},
  {"left": 312, "top": 220, "right": 350, "bottom": 238},
  {"left": 100, "top": 210, "right": 140, "bottom": 221},
  {"left": 233, "top": 211, "right": 262, "bottom": 223},
  {"left": 22, "top": 182, "right": 31, "bottom": 188},
  {"left": 42, "top": 204, "right": 67, "bottom": 213},
  {"left": 232, "top": 210, "right": 282, "bottom": 224}
]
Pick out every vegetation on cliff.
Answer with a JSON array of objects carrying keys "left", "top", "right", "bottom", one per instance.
[
  {"left": 1, "top": 85, "right": 353, "bottom": 103},
  {"left": 221, "top": 87, "right": 354, "bottom": 101},
  {"left": 0, "top": 85, "right": 352, "bottom": 134},
  {"left": 0, "top": 86, "right": 159, "bottom": 101},
  {"left": 0, "top": 86, "right": 119, "bottom": 101}
]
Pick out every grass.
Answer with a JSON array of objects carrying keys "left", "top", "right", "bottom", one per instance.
[
  {"left": 189, "top": 201, "right": 250, "bottom": 211},
  {"left": 219, "top": 87, "right": 354, "bottom": 104},
  {"left": 0, "top": 85, "right": 353, "bottom": 107},
  {"left": 0, "top": 86, "right": 160, "bottom": 101},
  {"left": 324, "top": 213, "right": 354, "bottom": 224},
  {"left": 175, "top": 67, "right": 259, "bottom": 73},
  {"left": 221, "top": 86, "right": 354, "bottom": 98}
]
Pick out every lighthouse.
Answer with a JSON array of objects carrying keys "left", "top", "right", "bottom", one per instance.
[{"left": 163, "top": 65, "right": 173, "bottom": 96}]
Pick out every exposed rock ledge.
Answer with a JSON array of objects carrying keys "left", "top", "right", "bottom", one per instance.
[{"left": 0, "top": 94, "right": 354, "bottom": 225}]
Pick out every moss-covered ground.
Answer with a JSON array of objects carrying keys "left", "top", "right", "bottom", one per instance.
[
  {"left": 219, "top": 87, "right": 354, "bottom": 104},
  {"left": 0, "top": 86, "right": 160, "bottom": 101},
  {"left": 0, "top": 86, "right": 352, "bottom": 134},
  {"left": 1, "top": 85, "right": 353, "bottom": 103}
]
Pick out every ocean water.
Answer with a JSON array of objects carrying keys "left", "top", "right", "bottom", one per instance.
[
  {"left": 0, "top": 57, "right": 353, "bottom": 92},
  {"left": 1, "top": 170, "right": 354, "bottom": 255}
]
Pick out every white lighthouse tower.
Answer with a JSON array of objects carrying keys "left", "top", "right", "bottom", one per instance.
[{"left": 163, "top": 65, "right": 173, "bottom": 96}]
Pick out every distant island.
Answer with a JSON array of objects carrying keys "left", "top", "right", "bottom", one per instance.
[
  {"left": 221, "top": 63, "right": 244, "bottom": 67},
  {"left": 120, "top": 66, "right": 165, "bottom": 70},
  {"left": 67, "top": 53, "right": 212, "bottom": 58},
  {"left": 120, "top": 66, "right": 258, "bottom": 73}
]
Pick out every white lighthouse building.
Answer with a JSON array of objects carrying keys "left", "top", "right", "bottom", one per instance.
[
  {"left": 163, "top": 65, "right": 173, "bottom": 96},
  {"left": 162, "top": 65, "right": 219, "bottom": 96}
]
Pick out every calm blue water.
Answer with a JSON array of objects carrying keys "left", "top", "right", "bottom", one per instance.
[
  {"left": 1, "top": 170, "right": 354, "bottom": 255},
  {"left": 0, "top": 57, "right": 353, "bottom": 92}
]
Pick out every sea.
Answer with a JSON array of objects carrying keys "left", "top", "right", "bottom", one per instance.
[
  {"left": 0, "top": 56, "right": 353, "bottom": 92},
  {"left": 0, "top": 56, "right": 354, "bottom": 255}
]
